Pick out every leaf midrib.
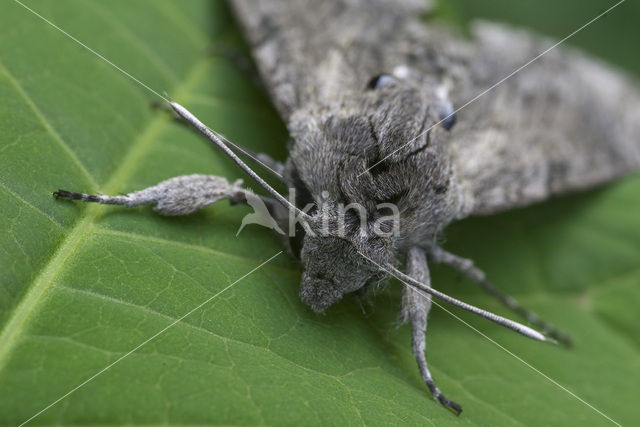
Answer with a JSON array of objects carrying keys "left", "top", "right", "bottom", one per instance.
[{"left": 0, "top": 59, "right": 210, "bottom": 373}]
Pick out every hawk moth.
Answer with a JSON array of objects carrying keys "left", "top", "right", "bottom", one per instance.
[{"left": 55, "top": 0, "right": 640, "bottom": 414}]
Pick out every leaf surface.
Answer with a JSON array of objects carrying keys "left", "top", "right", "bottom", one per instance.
[{"left": 0, "top": 0, "right": 638, "bottom": 425}]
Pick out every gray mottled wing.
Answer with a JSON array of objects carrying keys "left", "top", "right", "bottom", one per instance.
[
  {"left": 230, "top": 0, "right": 640, "bottom": 216},
  {"left": 451, "top": 22, "right": 640, "bottom": 215},
  {"left": 229, "top": 0, "right": 435, "bottom": 120}
]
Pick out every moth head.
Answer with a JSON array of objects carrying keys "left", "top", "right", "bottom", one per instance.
[
  {"left": 284, "top": 74, "right": 462, "bottom": 312},
  {"left": 286, "top": 167, "right": 400, "bottom": 312},
  {"left": 297, "top": 223, "right": 392, "bottom": 313}
]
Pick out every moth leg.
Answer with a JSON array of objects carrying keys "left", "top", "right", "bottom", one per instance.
[
  {"left": 149, "top": 102, "right": 285, "bottom": 178},
  {"left": 54, "top": 174, "right": 250, "bottom": 216},
  {"left": 428, "top": 246, "right": 572, "bottom": 345},
  {"left": 400, "top": 247, "right": 462, "bottom": 415}
]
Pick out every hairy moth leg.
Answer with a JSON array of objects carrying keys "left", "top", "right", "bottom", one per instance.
[
  {"left": 401, "top": 246, "right": 463, "bottom": 415},
  {"left": 55, "top": 173, "right": 289, "bottom": 220},
  {"left": 428, "top": 246, "right": 572, "bottom": 345}
]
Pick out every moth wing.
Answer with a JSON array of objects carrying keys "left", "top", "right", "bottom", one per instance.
[
  {"left": 229, "top": 0, "right": 434, "bottom": 120},
  {"left": 450, "top": 22, "right": 640, "bottom": 215},
  {"left": 231, "top": 0, "right": 640, "bottom": 215}
]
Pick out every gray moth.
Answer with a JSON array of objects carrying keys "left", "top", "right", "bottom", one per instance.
[{"left": 54, "top": 0, "right": 640, "bottom": 414}]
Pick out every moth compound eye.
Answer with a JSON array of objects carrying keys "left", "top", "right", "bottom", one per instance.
[
  {"left": 366, "top": 73, "right": 397, "bottom": 90},
  {"left": 437, "top": 100, "right": 456, "bottom": 131}
]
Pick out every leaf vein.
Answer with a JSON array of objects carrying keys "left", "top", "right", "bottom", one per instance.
[{"left": 0, "top": 60, "right": 98, "bottom": 189}]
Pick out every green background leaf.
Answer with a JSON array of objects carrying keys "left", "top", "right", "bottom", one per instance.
[{"left": 1, "top": 0, "right": 638, "bottom": 425}]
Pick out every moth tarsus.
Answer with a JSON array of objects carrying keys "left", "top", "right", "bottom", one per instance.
[
  {"left": 53, "top": 189, "right": 99, "bottom": 203},
  {"left": 55, "top": 0, "right": 640, "bottom": 414}
]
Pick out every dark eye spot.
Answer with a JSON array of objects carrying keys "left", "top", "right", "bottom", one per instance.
[
  {"left": 366, "top": 73, "right": 397, "bottom": 90},
  {"left": 434, "top": 184, "right": 448, "bottom": 194},
  {"left": 369, "top": 160, "right": 390, "bottom": 177},
  {"left": 378, "top": 188, "right": 408, "bottom": 207},
  {"left": 365, "top": 149, "right": 391, "bottom": 177},
  {"left": 438, "top": 101, "right": 456, "bottom": 131}
]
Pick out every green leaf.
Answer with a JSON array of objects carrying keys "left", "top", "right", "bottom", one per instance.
[{"left": 1, "top": 0, "right": 639, "bottom": 425}]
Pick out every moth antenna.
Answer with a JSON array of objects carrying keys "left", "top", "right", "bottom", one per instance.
[
  {"left": 169, "top": 101, "right": 312, "bottom": 223},
  {"left": 382, "top": 262, "right": 552, "bottom": 343}
]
